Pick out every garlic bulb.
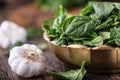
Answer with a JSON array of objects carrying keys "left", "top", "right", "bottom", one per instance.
[
  {"left": 8, "top": 44, "right": 45, "bottom": 77},
  {"left": 0, "top": 20, "right": 27, "bottom": 49}
]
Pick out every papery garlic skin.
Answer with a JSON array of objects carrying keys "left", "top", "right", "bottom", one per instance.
[
  {"left": 0, "top": 20, "right": 27, "bottom": 49},
  {"left": 0, "top": 30, "right": 10, "bottom": 49},
  {"left": 8, "top": 44, "right": 45, "bottom": 77}
]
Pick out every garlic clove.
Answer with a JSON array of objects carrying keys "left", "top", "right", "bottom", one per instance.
[
  {"left": 11, "top": 27, "right": 27, "bottom": 45},
  {"left": 0, "top": 20, "right": 10, "bottom": 30},
  {"left": 10, "top": 57, "right": 24, "bottom": 73},
  {"left": 15, "top": 59, "right": 30, "bottom": 77},
  {"left": 0, "top": 20, "right": 18, "bottom": 30},
  {"left": 31, "top": 62, "right": 45, "bottom": 76},
  {"left": 1, "top": 37, "right": 10, "bottom": 49},
  {"left": 22, "top": 44, "right": 38, "bottom": 51},
  {"left": 0, "top": 31, "right": 10, "bottom": 49},
  {"left": 9, "top": 47, "right": 24, "bottom": 58},
  {"left": 38, "top": 55, "right": 45, "bottom": 63},
  {"left": 0, "top": 20, "right": 27, "bottom": 49}
]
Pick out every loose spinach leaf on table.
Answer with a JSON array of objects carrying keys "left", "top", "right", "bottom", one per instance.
[{"left": 46, "top": 61, "right": 86, "bottom": 80}]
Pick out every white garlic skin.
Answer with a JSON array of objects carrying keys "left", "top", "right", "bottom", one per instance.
[
  {"left": 0, "top": 30, "right": 10, "bottom": 49},
  {"left": 0, "top": 20, "right": 27, "bottom": 49},
  {"left": 8, "top": 44, "right": 45, "bottom": 77}
]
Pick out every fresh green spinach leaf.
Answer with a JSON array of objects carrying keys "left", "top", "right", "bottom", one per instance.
[
  {"left": 109, "top": 27, "right": 120, "bottom": 46},
  {"left": 46, "top": 61, "right": 86, "bottom": 80},
  {"left": 88, "top": 1, "right": 114, "bottom": 16},
  {"left": 99, "top": 32, "right": 110, "bottom": 40},
  {"left": 95, "top": 16, "right": 113, "bottom": 31},
  {"left": 65, "top": 16, "right": 100, "bottom": 37},
  {"left": 80, "top": 6, "right": 94, "bottom": 16},
  {"left": 83, "top": 36, "right": 103, "bottom": 47}
]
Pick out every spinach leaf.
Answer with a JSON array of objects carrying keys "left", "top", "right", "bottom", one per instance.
[
  {"left": 54, "top": 16, "right": 75, "bottom": 45},
  {"left": 53, "top": 14, "right": 67, "bottom": 28},
  {"left": 56, "top": 16, "right": 75, "bottom": 33},
  {"left": 109, "top": 27, "right": 120, "bottom": 46},
  {"left": 114, "top": 3, "right": 120, "bottom": 10},
  {"left": 88, "top": 1, "right": 114, "bottom": 16},
  {"left": 115, "top": 39, "right": 120, "bottom": 47},
  {"left": 65, "top": 16, "right": 101, "bottom": 37},
  {"left": 80, "top": 6, "right": 94, "bottom": 16},
  {"left": 54, "top": 38, "right": 65, "bottom": 45},
  {"left": 99, "top": 31, "right": 110, "bottom": 40},
  {"left": 53, "top": 5, "right": 68, "bottom": 28},
  {"left": 42, "top": 24, "right": 50, "bottom": 33},
  {"left": 43, "top": 19, "right": 53, "bottom": 27},
  {"left": 42, "top": 24, "right": 57, "bottom": 39},
  {"left": 95, "top": 16, "right": 113, "bottom": 31},
  {"left": 46, "top": 61, "right": 86, "bottom": 80},
  {"left": 55, "top": 5, "right": 67, "bottom": 18},
  {"left": 83, "top": 36, "right": 103, "bottom": 47},
  {"left": 68, "top": 31, "right": 97, "bottom": 43}
]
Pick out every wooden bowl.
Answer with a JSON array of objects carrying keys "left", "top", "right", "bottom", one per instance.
[{"left": 44, "top": 33, "right": 120, "bottom": 73}]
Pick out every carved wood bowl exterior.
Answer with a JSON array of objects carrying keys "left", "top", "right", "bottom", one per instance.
[{"left": 44, "top": 33, "right": 120, "bottom": 73}]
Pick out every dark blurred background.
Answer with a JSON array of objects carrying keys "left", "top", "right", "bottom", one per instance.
[
  {"left": 0, "top": 0, "right": 33, "bottom": 21},
  {"left": 0, "top": 0, "right": 120, "bottom": 11},
  {"left": 0, "top": 0, "right": 120, "bottom": 27},
  {"left": 0, "top": 0, "right": 33, "bottom": 9}
]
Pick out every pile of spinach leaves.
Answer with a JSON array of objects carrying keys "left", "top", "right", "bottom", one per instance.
[{"left": 43, "top": 1, "right": 120, "bottom": 47}]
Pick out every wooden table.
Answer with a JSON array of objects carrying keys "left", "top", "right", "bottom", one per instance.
[
  {"left": 1, "top": 1, "right": 120, "bottom": 80},
  {"left": 0, "top": 38, "right": 120, "bottom": 80}
]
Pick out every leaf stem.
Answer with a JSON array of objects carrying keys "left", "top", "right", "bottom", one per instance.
[
  {"left": 60, "top": 5, "right": 63, "bottom": 15},
  {"left": 75, "top": 61, "right": 86, "bottom": 80}
]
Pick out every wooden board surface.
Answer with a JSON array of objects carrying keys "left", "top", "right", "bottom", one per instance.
[{"left": 0, "top": 38, "right": 120, "bottom": 80}]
